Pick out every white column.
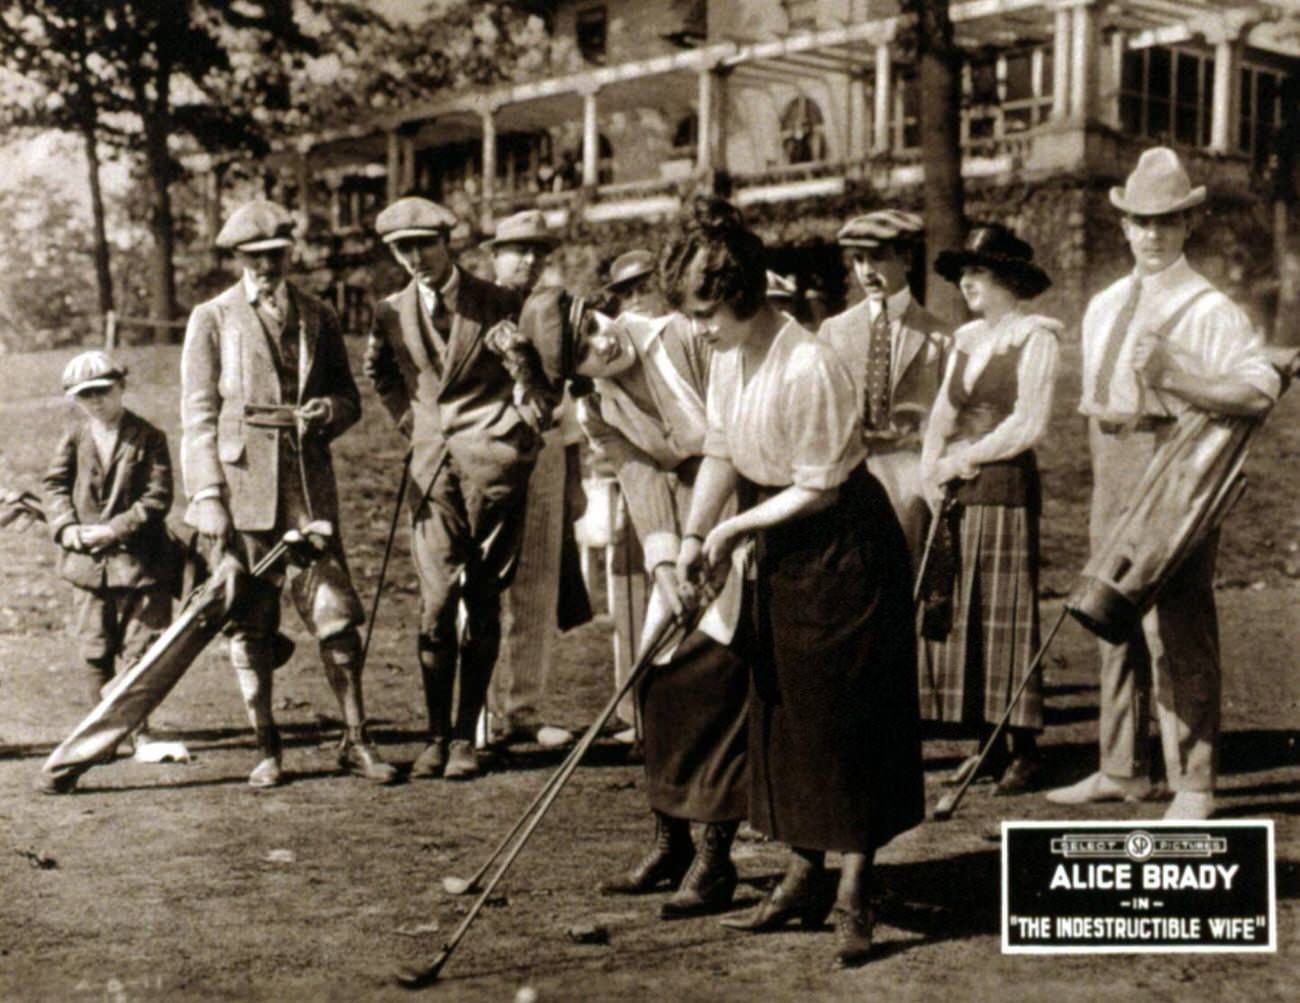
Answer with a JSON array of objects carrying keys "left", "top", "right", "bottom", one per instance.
[
  {"left": 385, "top": 130, "right": 399, "bottom": 202},
  {"left": 873, "top": 41, "right": 891, "bottom": 154},
  {"left": 581, "top": 87, "right": 600, "bottom": 187},
  {"left": 849, "top": 69, "right": 868, "bottom": 163},
  {"left": 1210, "top": 34, "right": 1240, "bottom": 153},
  {"left": 1105, "top": 28, "right": 1125, "bottom": 128},
  {"left": 1052, "top": 6, "right": 1071, "bottom": 121},
  {"left": 697, "top": 66, "right": 714, "bottom": 173},
  {"left": 481, "top": 106, "right": 497, "bottom": 215},
  {"left": 1070, "top": 1, "right": 1100, "bottom": 123}
]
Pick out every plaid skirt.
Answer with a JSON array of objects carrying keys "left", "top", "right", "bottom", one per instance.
[{"left": 919, "top": 503, "right": 1043, "bottom": 730}]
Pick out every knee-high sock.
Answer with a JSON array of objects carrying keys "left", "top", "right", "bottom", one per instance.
[
  {"left": 418, "top": 635, "right": 456, "bottom": 740},
  {"left": 319, "top": 630, "right": 365, "bottom": 732}
]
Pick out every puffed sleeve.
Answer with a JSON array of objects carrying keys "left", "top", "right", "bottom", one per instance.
[
  {"left": 703, "top": 351, "right": 734, "bottom": 463},
  {"left": 780, "top": 342, "right": 865, "bottom": 490}
]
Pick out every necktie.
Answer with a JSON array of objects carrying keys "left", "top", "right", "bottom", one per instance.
[
  {"left": 864, "top": 295, "right": 892, "bottom": 431},
  {"left": 1094, "top": 278, "right": 1141, "bottom": 409}
]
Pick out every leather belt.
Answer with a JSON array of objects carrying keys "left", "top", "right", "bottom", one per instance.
[
  {"left": 1096, "top": 415, "right": 1175, "bottom": 436},
  {"left": 244, "top": 403, "right": 299, "bottom": 429}
]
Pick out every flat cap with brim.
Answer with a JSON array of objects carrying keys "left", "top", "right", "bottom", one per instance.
[
  {"left": 376, "top": 197, "right": 459, "bottom": 243},
  {"left": 766, "top": 270, "right": 797, "bottom": 299},
  {"left": 934, "top": 222, "right": 1051, "bottom": 299},
  {"left": 1109, "top": 146, "right": 1206, "bottom": 216},
  {"left": 216, "top": 200, "right": 296, "bottom": 252},
  {"left": 838, "top": 209, "right": 924, "bottom": 248},
  {"left": 484, "top": 209, "right": 559, "bottom": 250},
  {"left": 63, "top": 350, "right": 127, "bottom": 396},
  {"left": 606, "top": 249, "right": 655, "bottom": 291}
]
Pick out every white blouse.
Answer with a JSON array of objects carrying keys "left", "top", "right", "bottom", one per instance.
[{"left": 704, "top": 319, "right": 866, "bottom": 490}]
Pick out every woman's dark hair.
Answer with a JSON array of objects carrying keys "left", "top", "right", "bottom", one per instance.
[{"left": 659, "top": 196, "right": 767, "bottom": 321}]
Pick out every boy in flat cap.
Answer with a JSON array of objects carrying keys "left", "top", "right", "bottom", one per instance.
[
  {"left": 1047, "top": 148, "right": 1280, "bottom": 820},
  {"left": 181, "top": 199, "right": 395, "bottom": 788},
  {"left": 819, "top": 210, "right": 952, "bottom": 560},
  {"left": 364, "top": 196, "right": 554, "bottom": 780},
  {"left": 39, "top": 352, "right": 175, "bottom": 792}
]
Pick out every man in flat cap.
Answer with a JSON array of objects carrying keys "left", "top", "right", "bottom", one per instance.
[
  {"left": 181, "top": 199, "right": 396, "bottom": 788},
  {"left": 1047, "top": 147, "right": 1281, "bottom": 820},
  {"left": 364, "top": 196, "right": 554, "bottom": 780},
  {"left": 819, "top": 209, "right": 952, "bottom": 560}
]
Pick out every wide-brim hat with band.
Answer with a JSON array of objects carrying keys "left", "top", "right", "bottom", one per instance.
[
  {"left": 215, "top": 200, "right": 296, "bottom": 252},
  {"left": 1109, "top": 146, "right": 1206, "bottom": 216},
  {"left": 605, "top": 248, "right": 655, "bottom": 291},
  {"left": 376, "top": 197, "right": 459, "bottom": 243},
  {"left": 483, "top": 209, "right": 559, "bottom": 250},
  {"left": 934, "top": 222, "right": 1052, "bottom": 299},
  {"left": 837, "top": 209, "right": 924, "bottom": 248},
  {"left": 63, "top": 350, "right": 127, "bottom": 396},
  {"left": 766, "top": 270, "right": 797, "bottom": 300}
]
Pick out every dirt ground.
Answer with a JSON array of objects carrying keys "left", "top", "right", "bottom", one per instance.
[{"left": 0, "top": 341, "right": 1296, "bottom": 1003}]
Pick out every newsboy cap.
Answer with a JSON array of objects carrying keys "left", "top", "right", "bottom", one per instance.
[
  {"left": 375, "top": 197, "right": 459, "bottom": 243},
  {"left": 215, "top": 200, "right": 296, "bottom": 252},
  {"left": 605, "top": 249, "right": 655, "bottom": 291},
  {"left": 484, "top": 210, "right": 559, "bottom": 250},
  {"left": 837, "top": 209, "right": 924, "bottom": 248},
  {"left": 63, "top": 350, "right": 127, "bottom": 396}
]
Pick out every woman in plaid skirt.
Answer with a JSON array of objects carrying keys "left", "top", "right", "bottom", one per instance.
[{"left": 920, "top": 223, "right": 1061, "bottom": 795}]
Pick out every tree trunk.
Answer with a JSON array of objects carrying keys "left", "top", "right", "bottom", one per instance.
[
  {"left": 139, "top": 68, "right": 179, "bottom": 337},
  {"left": 77, "top": 115, "right": 115, "bottom": 331},
  {"left": 913, "top": 0, "right": 966, "bottom": 326}
]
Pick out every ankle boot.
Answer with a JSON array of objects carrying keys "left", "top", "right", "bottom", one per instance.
[
  {"left": 338, "top": 726, "right": 398, "bottom": 785},
  {"left": 660, "top": 821, "right": 739, "bottom": 919},
  {"left": 601, "top": 812, "right": 694, "bottom": 895},
  {"left": 249, "top": 725, "right": 283, "bottom": 788}
]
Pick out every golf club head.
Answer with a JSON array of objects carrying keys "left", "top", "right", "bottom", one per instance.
[
  {"left": 393, "top": 953, "right": 447, "bottom": 990},
  {"left": 441, "top": 875, "right": 474, "bottom": 896},
  {"left": 932, "top": 792, "right": 957, "bottom": 821}
]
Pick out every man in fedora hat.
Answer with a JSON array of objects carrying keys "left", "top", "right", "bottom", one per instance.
[
  {"left": 480, "top": 210, "right": 582, "bottom": 750},
  {"left": 364, "top": 196, "right": 555, "bottom": 780},
  {"left": 181, "top": 199, "right": 396, "bottom": 788},
  {"left": 819, "top": 209, "right": 952, "bottom": 560},
  {"left": 1047, "top": 147, "right": 1280, "bottom": 820}
]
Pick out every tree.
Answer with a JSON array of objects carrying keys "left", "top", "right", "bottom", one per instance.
[{"left": 902, "top": 0, "right": 967, "bottom": 325}]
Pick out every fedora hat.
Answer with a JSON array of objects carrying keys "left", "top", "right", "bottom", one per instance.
[
  {"left": 375, "top": 197, "right": 458, "bottom": 243},
  {"left": 216, "top": 200, "right": 296, "bottom": 252},
  {"left": 1109, "top": 147, "right": 1206, "bottom": 216},
  {"left": 605, "top": 249, "right": 655, "bottom": 291},
  {"left": 484, "top": 210, "right": 559, "bottom": 250},
  {"left": 934, "top": 222, "right": 1051, "bottom": 300}
]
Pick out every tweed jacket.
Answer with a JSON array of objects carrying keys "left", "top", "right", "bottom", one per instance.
[
  {"left": 180, "top": 280, "right": 360, "bottom": 532},
  {"left": 818, "top": 295, "right": 953, "bottom": 442},
  {"left": 43, "top": 409, "right": 174, "bottom": 590},
  {"left": 363, "top": 268, "right": 532, "bottom": 507}
]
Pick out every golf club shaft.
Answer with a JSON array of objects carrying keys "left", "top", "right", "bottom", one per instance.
[
  {"left": 936, "top": 607, "right": 1069, "bottom": 819},
  {"left": 360, "top": 457, "right": 410, "bottom": 672},
  {"left": 913, "top": 487, "right": 953, "bottom": 605}
]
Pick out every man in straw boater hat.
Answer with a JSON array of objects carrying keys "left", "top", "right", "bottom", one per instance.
[
  {"left": 181, "top": 199, "right": 396, "bottom": 788},
  {"left": 1046, "top": 147, "right": 1280, "bottom": 820},
  {"left": 364, "top": 197, "right": 556, "bottom": 781},
  {"left": 819, "top": 210, "right": 952, "bottom": 561},
  {"left": 481, "top": 210, "right": 583, "bottom": 750}
]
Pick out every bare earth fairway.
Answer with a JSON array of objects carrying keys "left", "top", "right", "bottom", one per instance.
[{"left": 0, "top": 340, "right": 1295, "bottom": 1002}]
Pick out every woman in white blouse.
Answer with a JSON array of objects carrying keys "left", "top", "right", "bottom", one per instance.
[
  {"left": 669, "top": 197, "right": 923, "bottom": 969},
  {"left": 920, "top": 223, "right": 1061, "bottom": 795}
]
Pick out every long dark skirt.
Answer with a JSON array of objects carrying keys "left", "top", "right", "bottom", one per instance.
[
  {"left": 640, "top": 629, "right": 749, "bottom": 823},
  {"left": 741, "top": 466, "right": 924, "bottom": 854}
]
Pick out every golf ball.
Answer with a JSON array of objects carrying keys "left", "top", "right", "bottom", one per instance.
[{"left": 515, "top": 987, "right": 539, "bottom": 1003}]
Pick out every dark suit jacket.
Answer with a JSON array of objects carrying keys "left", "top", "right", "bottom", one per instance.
[
  {"left": 42, "top": 409, "right": 173, "bottom": 590},
  {"left": 180, "top": 280, "right": 360, "bottom": 532},
  {"left": 364, "top": 268, "right": 533, "bottom": 507}
]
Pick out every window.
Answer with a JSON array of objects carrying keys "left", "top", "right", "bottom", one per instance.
[
  {"left": 1239, "top": 64, "right": 1287, "bottom": 164},
  {"left": 780, "top": 95, "right": 827, "bottom": 164},
  {"left": 1119, "top": 46, "right": 1212, "bottom": 148},
  {"left": 577, "top": 6, "right": 607, "bottom": 65},
  {"left": 673, "top": 113, "right": 699, "bottom": 153}
]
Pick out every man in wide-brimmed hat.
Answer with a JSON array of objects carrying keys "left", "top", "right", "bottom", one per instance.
[
  {"left": 181, "top": 199, "right": 396, "bottom": 788},
  {"left": 364, "top": 196, "right": 558, "bottom": 780},
  {"left": 1047, "top": 147, "right": 1281, "bottom": 820},
  {"left": 819, "top": 209, "right": 952, "bottom": 560},
  {"left": 485, "top": 209, "right": 560, "bottom": 296}
]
